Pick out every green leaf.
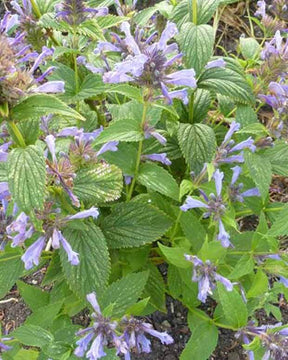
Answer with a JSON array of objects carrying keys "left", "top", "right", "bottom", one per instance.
[
  {"left": 100, "top": 272, "right": 149, "bottom": 318},
  {"left": 143, "top": 264, "right": 166, "bottom": 312},
  {"left": 245, "top": 152, "right": 272, "bottom": 198},
  {"left": 192, "top": 89, "right": 212, "bottom": 123},
  {"left": 10, "top": 118, "right": 40, "bottom": 145},
  {"left": 236, "top": 104, "right": 258, "bottom": 126},
  {"left": 133, "top": 6, "right": 157, "bottom": 25},
  {"left": 180, "top": 322, "right": 218, "bottom": 360},
  {"left": 0, "top": 162, "right": 7, "bottom": 182},
  {"left": 265, "top": 141, "right": 288, "bottom": 176},
  {"left": 17, "top": 281, "right": 49, "bottom": 311},
  {"left": 102, "top": 202, "right": 172, "bottom": 249},
  {"left": 179, "top": 23, "right": 214, "bottom": 75},
  {"left": 75, "top": 74, "right": 106, "bottom": 100},
  {"left": 239, "top": 37, "right": 261, "bottom": 60},
  {"left": 8, "top": 145, "right": 46, "bottom": 212},
  {"left": 216, "top": 284, "right": 248, "bottom": 328},
  {"left": 247, "top": 270, "right": 269, "bottom": 298},
  {"left": 180, "top": 211, "right": 206, "bottom": 252},
  {"left": 138, "top": 163, "right": 179, "bottom": 200},
  {"left": 269, "top": 205, "right": 288, "bottom": 236},
  {"left": 228, "top": 255, "right": 254, "bottom": 279},
  {"left": 102, "top": 143, "right": 137, "bottom": 175},
  {"left": 158, "top": 243, "right": 190, "bottom": 268},
  {"left": 0, "top": 248, "right": 23, "bottom": 299},
  {"left": 12, "top": 349, "right": 39, "bottom": 360},
  {"left": 74, "top": 164, "right": 123, "bottom": 205},
  {"left": 198, "top": 67, "right": 254, "bottom": 104},
  {"left": 61, "top": 223, "right": 110, "bottom": 297},
  {"left": 97, "top": 14, "right": 128, "bottom": 29},
  {"left": 126, "top": 298, "right": 150, "bottom": 316},
  {"left": 93, "top": 118, "right": 143, "bottom": 145},
  {"left": 77, "top": 19, "right": 105, "bottom": 40},
  {"left": 12, "top": 94, "right": 85, "bottom": 121},
  {"left": 25, "top": 301, "right": 63, "bottom": 328},
  {"left": 178, "top": 123, "right": 216, "bottom": 174},
  {"left": 106, "top": 84, "right": 142, "bottom": 102},
  {"left": 12, "top": 325, "right": 54, "bottom": 348}
]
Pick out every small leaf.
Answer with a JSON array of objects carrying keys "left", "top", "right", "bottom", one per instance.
[
  {"left": 100, "top": 272, "right": 149, "bottom": 318},
  {"left": 60, "top": 223, "right": 110, "bottom": 297},
  {"left": 74, "top": 164, "right": 123, "bottom": 205},
  {"left": 228, "top": 255, "right": 254, "bottom": 279},
  {"left": 180, "top": 211, "right": 206, "bottom": 252},
  {"left": 269, "top": 205, "right": 288, "bottom": 236},
  {"left": 239, "top": 37, "right": 261, "bottom": 60},
  {"left": 236, "top": 104, "right": 258, "bottom": 126},
  {"left": 13, "top": 325, "right": 54, "bottom": 348},
  {"left": 17, "top": 281, "right": 49, "bottom": 311},
  {"left": 138, "top": 163, "right": 179, "bottom": 200},
  {"left": 247, "top": 270, "right": 269, "bottom": 298},
  {"left": 0, "top": 248, "right": 23, "bottom": 299},
  {"left": 8, "top": 145, "right": 46, "bottom": 212},
  {"left": 102, "top": 202, "right": 172, "bottom": 249},
  {"left": 143, "top": 264, "right": 166, "bottom": 312},
  {"left": 178, "top": 123, "right": 216, "bottom": 174},
  {"left": 158, "top": 243, "right": 190, "bottom": 268}
]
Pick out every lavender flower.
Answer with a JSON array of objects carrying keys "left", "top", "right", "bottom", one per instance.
[
  {"left": 181, "top": 170, "right": 232, "bottom": 247},
  {"left": 0, "top": 336, "right": 13, "bottom": 354},
  {"left": 255, "top": 0, "right": 287, "bottom": 33},
  {"left": 184, "top": 255, "right": 233, "bottom": 303},
  {"left": 122, "top": 317, "right": 173, "bottom": 359},
  {"left": 229, "top": 166, "right": 260, "bottom": 202},
  {"left": 205, "top": 58, "right": 226, "bottom": 69},
  {"left": 114, "top": 0, "right": 138, "bottom": 16},
  {"left": 237, "top": 322, "right": 288, "bottom": 360},
  {"left": 6, "top": 212, "right": 34, "bottom": 247},
  {"left": 21, "top": 207, "right": 99, "bottom": 270},
  {"left": 142, "top": 153, "right": 172, "bottom": 166},
  {"left": 74, "top": 292, "right": 127, "bottom": 359},
  {"left": 214, "top": 121, "right": 256, "bottom": 165},
  {"left": 261, "top": 30, "right": 288, "bottom": 61},
  {"left": 98, "top": 21, "right": 197, "bottom": 104},
  {"left": 56, "top": 0, "right": 108, "bottom": 26},
  {"left": 143, "top": 123, "right": 167, "bottom": 145}
]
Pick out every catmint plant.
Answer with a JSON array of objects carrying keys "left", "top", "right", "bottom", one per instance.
[{"left": 0, "top": 0, "right": 287, "bottom": 359}]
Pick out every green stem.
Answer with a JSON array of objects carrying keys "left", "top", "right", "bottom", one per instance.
[
  {"left": 8, "top": 120, "right": 26, "bottom": 147},
  {"left": 192, "top": 0, "right": 198, "bottom": 25},
  {"left": 126, "top": 102, "right": 148, "bottom": 201},
  {"left": 30, "top": 0, "right": 42, "bottom": 18},
  {"left": 170, "top": 210, "right": 183, "bottom": 243},
  {"left": 188, "top": 93, "right": 195, "bottom": 123}
]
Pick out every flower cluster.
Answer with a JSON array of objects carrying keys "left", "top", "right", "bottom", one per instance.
[
  {"left": 255, "top": 0, "right": 287, "bottom": 34},
  {"left": 184, "top": 255, "right": 233, "bottom": 303},
  {"left": 74, "top": 292, "right": 173, "bottom": 359}
]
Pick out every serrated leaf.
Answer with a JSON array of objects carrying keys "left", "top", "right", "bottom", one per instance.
[
  {"left": 0, "top": 162, "right": 7, "bottom": 182},
  {"left": 180, "top": 322, "right": 218, "bottom": 360},
  {"left": 178, "top": 123, "right": 216, "bottom": 174},
  {"left": 77, "top": 19, "right": 105, "bottom": 40},
  {"left": 93, "top": 118, "right": 143, "bottom": 145},
  {"left": 138, "top": 163, "right": 179, "bottom": 200},
  {"left": 143, "top": 264, "right": 166, "bottom": 312},
  {"left": 60, "top": 223, "right": 110, "bottom": 297},
  {"left": 25, "top": 301, "right": 63, "bottom": 328},
  {"left": 179, "top": 211, "right": 206, "bottom": 252},
  {"left": 12, "top": 94, "right": 84, "bottom": 121},
  {"left": 106, "top": 84, "right": 142, "bottom": 102},
  {"left": 8, "top": 145, "right": 46, "bottom": 212},
  {"left": 17, "top": 281, "right": 49, "bottom": 311},
  {"left": 102, "top": 202, "right": 172, "bottom": 249},
  {"left": 179, "top": 23, "right": 214, "bottom": 75},
  {"left": 12, "top": 325, "right": 54, "bottom": 348},
  {"left": 75, "top": 74, "right": 106, "bottom": 101},
  {"left": 100, "top": 272, "right": 149, "bottom": 318},
  {"left": 74, "top": 164, "right": 123, "bottom": 204},
  {"left": 192, "top": 89, "right": 212, "bottom": 123},
  {"left": 247, "top": 270, "right": 269, "bottom": 298},
  {"left": 0, "top": 248, "right": 23, "bottom": 299},
  {"left": 265, "top": 141, "right": 288, "bottom": 176},
  {"left": 102, "top": 143, "right": 137, "bottom": 175},
  {"left": 228, "top": 255, "right": 254, "bottom": 279},
  {"left": 236, "top": 104, "right": 258, "bottom": 126},
  {"left": 216, "top": 284, "right": 248, "bottom": 328},
  {"left": 245, "top": 152, "right": 272, "bottom": 198},
  {"left": 133, "top": 6, "right": 157, "bottom": 25},
  {"left": 158, "top": 243, "right": 190, "bottom": 268},
  {"left": 198, "top": 67, "right": 254, "bottom": 104},
  {"left": 269, "top": 205, "right": 288, "bottom": 236},
  {"left": 8, "top": 118, "right": 40, "bottom": 146},
  {"left": 97, "top": 15, "right": 128, "bottom": 29}
]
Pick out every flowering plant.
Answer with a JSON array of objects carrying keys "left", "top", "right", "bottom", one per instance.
[{"left": 0, "top": 0, "right": 287, "bottom": 359}]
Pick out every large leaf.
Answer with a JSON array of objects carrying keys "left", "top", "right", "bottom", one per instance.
[
  {"left": 60, "top": 222, "right": 110, "bottom": 297},
  {"left": 93, "top": 118, "right": 143, "bottom": 145},
  {"left": 143, "top": 263, "right": 166, "bottom": 312},
  {"left": 178, "top": 123, "right": 216, "bottom": 174},
  {"left": 245, "top": 152, "right": 272, "bottom": 198},
  {"left": 74, "top": 164, "right": 123, "bottom": 204},
  {"left": 138, "top": 163, "right": 179, "bottom": 200},
  {"left": 8, "top": 145, "right": 46, "bottom": 212},
  {"left": 198, "top": 67, "right": 254, "bottom": 104},
  {"left": 75, "top": 74, "right": 106, "bottom": 100},
  {"left": 268, "top": 205, "right": 288, "bottom": 236},
  {"left": 0, "top": 248, "right": 23, "bottom": 299},
  {"left": 102, "top": 202, "right": 172, "bottom": 249},
  {"left": 12, "top": 94, "right": 84, "bottom": 121},
  {"left": 100, "top": 272, "right": 149, "bottom": 318},
  {"left": 179, "top": 211, "right": 206, "bottom": 252},
  {"left": 12, "top": 325, "right": 54, "bottom": 348},
  {"left": 179, "top": 23, "right": 214, "bottom": 75},
  {"left": 180, "top": 322, "right": 218, "bottom": 360},
  {"left": 265, "top": 141, "right": 288, "bottom": 176},
  {"left": 192, "top": 89, "right": 212, "bottom": 123}
]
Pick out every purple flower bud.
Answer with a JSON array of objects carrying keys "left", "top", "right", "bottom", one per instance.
[
  {"left": 45, "top": 134, "right": 57, "bottom": 163},
  {"left": 59, "top": 232, "right": 79, "bottom": 266},
  {"left": 255, "top": 0, "right": 266, "bottom": 17},
  {"left": 180, "top": 196, "right": 209, "bottom": 211},
  {"left": 142, "top": 153, "right": 171, "bottom": 166},
  {"left": 21, "top": 236, "right": 46, "bottom": 270},
  {"left": 66, "top": 207, "right": 99, "bottom": 220},
  {"left": 231, "top": 166, "right": 242, "bottom": 185},
  {"left": 124, "top": 175, "right": 133, "bottom": 185},
  {"left": 241, "top": 188, "right": 261, "bottom": 197},
  {"left": 223, "top": 121, "right": 241, "bottom": 144},
  {"left": 86, "top": 292, "right": 101, "bottom": 313},
  {"left": 205, "top": 58, "right": 226, "bottom": 69},
  {"left": 213, "top": 169, "right": 224, "bottom": 197},
  {"left": 32, "top": 81, "right": 65, "bottom": 94},
  {"left": 96, "top": 141, "right": 119, "bottom": 156},
  {"left": 158, "top": 22, "right": 178, "bottom": 51},
  {"left": 30, "top": 46, "right": 54, "bottom": 73},
  {"left": 165, "top": 69, "right": 197, "bottom": 88},
  {"left": 6, "top": 212, "right": 33, "bottom": 247},
  {"left": 74, "top": 332, "right": 94, "bottom": 357},
  {"left": 230, "top": 137, "right": 256, "bottom": 153},
  {"left": 218, "top": 219, "right": 232, "bottom": 248}
]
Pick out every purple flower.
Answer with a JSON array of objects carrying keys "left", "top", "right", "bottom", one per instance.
[
  {"left": 184, "top": 255, "right": 233, "bottom": 303},
  {"left": 143, "top": 123, "right": 167, "bottom": 145},
  {"left": 261, "top": 30, "right": 288, "bottom": 60},
  {"left": 214, "top": 121, "right": 256, "bottom": 165},
  {"left": 229, "top": 166, "right": 260, "bottom": 202},
  {"left": 74, "top": 292, "right": 127, "bottom": 359},
  {"left": 122, "top": 317, "right": 173, "bottom": 358},
  {"left": 21, "top": 236, "right": 46, "bottom": 270},
  {"left": 0, "top": 336, "right": 13, "bottom": 353},
  {"left": 56, "top": 0, "right": 108, "bottom": 26},
  {"left": 124, "top": 175, "right": 133, "bottom": 185},
  {"left": 95, "top": 21, "right": 196, "bottom": 104},
  {"left": 65, "top": 207, "right": 99, "bottom": 220},
  {"left": 142, "top": 153, "right": 172, "bottom": 166},
  {"left": 255, "top": 1, "right": 266, "bottom": 17},
  {"left": 6, "top": 212, "right": 34, "bottom": 247},
  {"left": 205, "top": 58, "right": 226, "bottom": 69},
  {"left": 96, "top": 141, "right": 119, "bottom": 157},
  {"left": 51, "top": 228, "right": 79, "bottom": 266},
  {"left": 32, "top": 81, "right": 65, "bottom": 94},
  {"left": 114, "top": 0, "right": 138, "bottom": 16},
  {"left": 181, "top": 170, "right": 232, "bottom": 247}
]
